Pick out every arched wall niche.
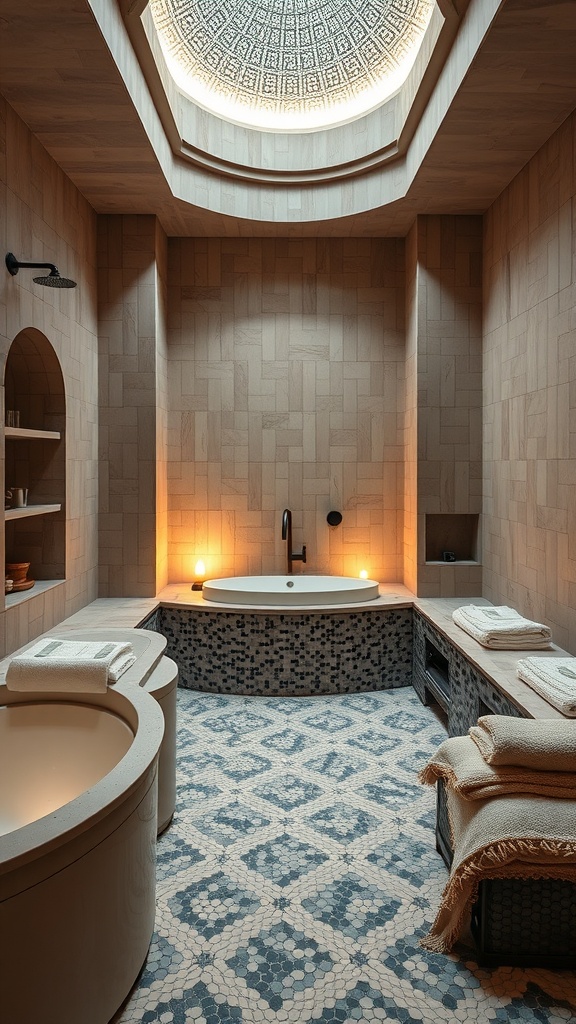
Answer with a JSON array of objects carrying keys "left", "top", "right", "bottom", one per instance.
[
  {"left": 4, "top": 328, "right": 66, "bottom": 429},
  {"left": 3, "top": 328, "right": 67, "bottom": 590}
]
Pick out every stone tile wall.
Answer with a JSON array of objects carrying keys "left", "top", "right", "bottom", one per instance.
[
  {"left": 166, "top": 238, "right": 406, "bottom": 584},
  {"left": 0, "top": 99, "right": 99, "bottom": 656},
  {"left": 97, "top": 214, "right": 168, "bottom": 597},
  {"left": 405, "top": 216, "right": 483, "bottom": 597},
  {"left": 483, "top": 110, "right": 576, "bottom": 653}
]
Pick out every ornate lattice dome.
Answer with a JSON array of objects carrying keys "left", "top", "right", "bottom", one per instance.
[{"left": 150, "top": 0, "right": 435, "bottom": 130}]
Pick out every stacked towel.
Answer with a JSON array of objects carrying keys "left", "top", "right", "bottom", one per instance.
[
  {"left": 420, "top": 716, "right": 576, "bottom": 954},
  {"left": 421, "top": 788, "right": 576, "bottom": 953},
  {"left": 469, "top": 714, "right": 576, "bottom": 769},
  {"left": 517, "top": 657, "right": 576, "bottom": 716},
  {"left": 419, "top": 734, "right": 576, "bottom": 800},
  {"left": 5, "top": 638, "right": 136, "bottom": 692},
  {"left": 452, "top": 604, "right": 552, "bottom": 649},
  {"left": 420, "top": 713, "right": 576, "bottom": 952}
]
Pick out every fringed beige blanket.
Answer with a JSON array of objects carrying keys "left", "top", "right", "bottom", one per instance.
[
  {"left": 421, "top": 790, "right": 576, "bottom": 953},
  {"left": 469, "top": 715, "right": 576, "bottom": 770},
  {"left": 419, "top": 735, "right": 576, "bottom": 800}
]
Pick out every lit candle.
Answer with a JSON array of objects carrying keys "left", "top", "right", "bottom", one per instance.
[
  {"left": 359, "top": 569, "right": 368, "bottom": 579},
  {"left": 191, "top": 559, "right": 206, "bottom": 591}
]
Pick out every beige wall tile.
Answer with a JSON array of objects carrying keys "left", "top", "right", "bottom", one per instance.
[
  {"left": 97, "top": 214, "right": 168, "bottom": 597},
  {"left": 0, "top": 99, "right": 98, "bottom": 656},
  {"left": 483, "top": 109, "right": 576, "bottom": 653},
  {"left": 167, "top": 238, "right": 405, "bottom": 582}
]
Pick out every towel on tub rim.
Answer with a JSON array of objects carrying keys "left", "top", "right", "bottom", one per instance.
[{"left": 5, "top": 638, "right": 136, "bottom": 692}]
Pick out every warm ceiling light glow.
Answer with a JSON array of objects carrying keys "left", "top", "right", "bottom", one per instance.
[
  {"left": 194, "top": 560, "right": 206, "bottom": 578},
  {"left": 150, "top": 0, "right": 435, "bottom": 132},
  {"left": 359, "top": 569, "right": 368, "bottom": 579}
]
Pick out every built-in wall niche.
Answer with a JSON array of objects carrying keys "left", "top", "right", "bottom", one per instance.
[
  {"left": 425, "top": 513, "right": 480, "bottom": 564},
  {"left": 3, "top": 328, "right": 66, "bottom": 602}
]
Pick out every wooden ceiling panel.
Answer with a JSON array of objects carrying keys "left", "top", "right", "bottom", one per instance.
[{"left": 0, "top": 0, "right": 575, "bottom": 235}]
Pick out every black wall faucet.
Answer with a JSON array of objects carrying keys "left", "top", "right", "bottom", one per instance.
[{"left": 282, "top": 509, "right": 307, "bottom": 574}]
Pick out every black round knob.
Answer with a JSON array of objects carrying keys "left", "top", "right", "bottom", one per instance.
[{"left": 327, "top": 510, "right": 343, "bottom": 527}]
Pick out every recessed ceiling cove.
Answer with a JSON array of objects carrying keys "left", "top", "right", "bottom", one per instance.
[{"left": 149, "top": 0, "right": 435, "bottom": 130}]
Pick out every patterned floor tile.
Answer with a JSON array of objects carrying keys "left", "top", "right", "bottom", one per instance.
[
  {"left": 358, "top": 778, "right": 424, "bottom": 809},
  {"left": 259, "top": 727, "right": 317, "bottom": 754},
  {"left": 346, "top": 729, "right": 403, "bottom": 756},
  {"left": 304, "top": 802, "right": 381, "bottom": 844},
  {"left": 253, "top": 774, "right": 325, "bottom": 810},
  {"left": 303, "top": 750, "right": 370, "bottom": 781},
  {"left": 240, "top": 832, "right": 329, "bottom": 887},
  {"left": 226, "top": 921, "right": 335, "bottom": 1009},
  {"left": 191, "top": 801, "right": 271, "bottom": 846},
  {"left": 301, "top": 873, "right": 403, "bottom": 937},
  {"left": 169, "top": 871, "right": 261, "bottom": 938},
  {"left": 113, "top": 686, "right": 576, "bottom": 1024}
]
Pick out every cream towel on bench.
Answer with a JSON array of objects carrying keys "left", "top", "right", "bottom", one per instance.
[
  {"left": 452, "top": 605, "right": 552, "bottom": 649},
  {"left": 469, "top": 715, "right": 576, "bottom": 770},
  {"left": 517, "top": 657, "right": 576, "bottom": 716},
  {"left": 419, "top": 734, "right": 576, "bottom": 800},
  {"left": 5, "top": 638, "right": 136, "bottom": 692},
  {"left": 421, "top": 788, "right": 576, "bottom": 953}
]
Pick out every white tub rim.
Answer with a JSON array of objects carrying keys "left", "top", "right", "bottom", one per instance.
[
  {"left": 201, "top": 574, "right": 381, "bottom": 607},
  {"left": 0, "top": 684, "right": 164, "bottom": 877}
]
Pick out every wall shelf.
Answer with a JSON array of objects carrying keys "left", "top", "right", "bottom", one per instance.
[
  {"left": 4, "top": 579, "right": 65, "bottom": 608},
  {"left": 426, "top": 559, "right": 480, "bottom": 566},
  {"left": 3, "top": 331, "right": 67, "bottom": 612},
  {"left": 5, "top": 426, "right": 61, "bottom": 441},
  {"left": 425, "top": 513, "right": 480, "bottom": 564},
  {"left": 5, "top": 504, "right": 62, "bottom": 521}
]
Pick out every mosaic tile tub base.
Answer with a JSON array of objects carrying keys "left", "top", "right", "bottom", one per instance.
[{"left": 141, "top": 608, "right": 412, "bottom": 696}]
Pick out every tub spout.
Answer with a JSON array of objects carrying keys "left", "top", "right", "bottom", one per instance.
[{"left": 282, "top": 509, "right": 306, "bottom": 574}]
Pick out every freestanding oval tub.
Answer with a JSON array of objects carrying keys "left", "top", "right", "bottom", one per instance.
[
  {"left": 0, "top": 684, "right": 164, "bottom": 1024},
  {"left": 202, "top": 574, "right": 380, "bottom": 606}
]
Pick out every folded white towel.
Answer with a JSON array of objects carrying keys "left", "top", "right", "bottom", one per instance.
[
  {"left": 517, "top": 657, "right": 576, "bottom": 717},
  {"left": 5, "top": 639, "right": 136, "bottom": 692},
  {"left": 452, "top": 604, "right": 552, "bottom": 649}
]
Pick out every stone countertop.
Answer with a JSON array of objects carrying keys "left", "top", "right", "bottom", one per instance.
[
  {"left": 1, "top": 587, "right": 572, "bottom": 721},
  {"left": 414, "top": 597, "right": 571, "bottom": 721},
  {"left": 155, "top": 582, "right": 415, "bottom": 614}
]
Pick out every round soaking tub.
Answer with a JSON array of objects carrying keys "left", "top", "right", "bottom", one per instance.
[
  {"left": 202, "top": 574, "right": 380, "bottom": 606},
  {"left": 0, "top": 684, "right": 164, "bottom": 1024}
]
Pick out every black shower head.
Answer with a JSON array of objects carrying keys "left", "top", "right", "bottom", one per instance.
[
  {"left": 6, "top": 252, "right": 77, "bottom": 288},
  {"left": 33, "top": 270, "right": 77, "bottom": 288}
]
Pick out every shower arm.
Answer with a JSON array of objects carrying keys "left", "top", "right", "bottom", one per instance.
[{"left": 7, "top": 257, "right": 58, "bottom": 274}]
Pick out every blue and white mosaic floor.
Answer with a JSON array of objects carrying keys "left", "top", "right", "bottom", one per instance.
[{"left": 114, "top": 687, "right": 576, "bottom": 1024}]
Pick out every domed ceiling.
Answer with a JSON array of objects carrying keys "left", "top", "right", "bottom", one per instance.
[{"left": 149, "top": 0, "right": 435, "bottom": 130}]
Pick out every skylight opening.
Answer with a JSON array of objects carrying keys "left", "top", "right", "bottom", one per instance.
[{"left": 149, "top": 0, "right": 436, "bottom": 132}]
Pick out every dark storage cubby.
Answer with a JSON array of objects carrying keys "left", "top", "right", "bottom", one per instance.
[
  {"left": 471, "top": 878, "right": 576, "bottom": 968},
  {"left": 425, "top": 513, "right": 480, "bottom": 563},
  {"left": 424, "top": 637, "right": 450, "bottom": 711},
  {"left": 435, "top": 779, "right": 452, "bottom": 868}
]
